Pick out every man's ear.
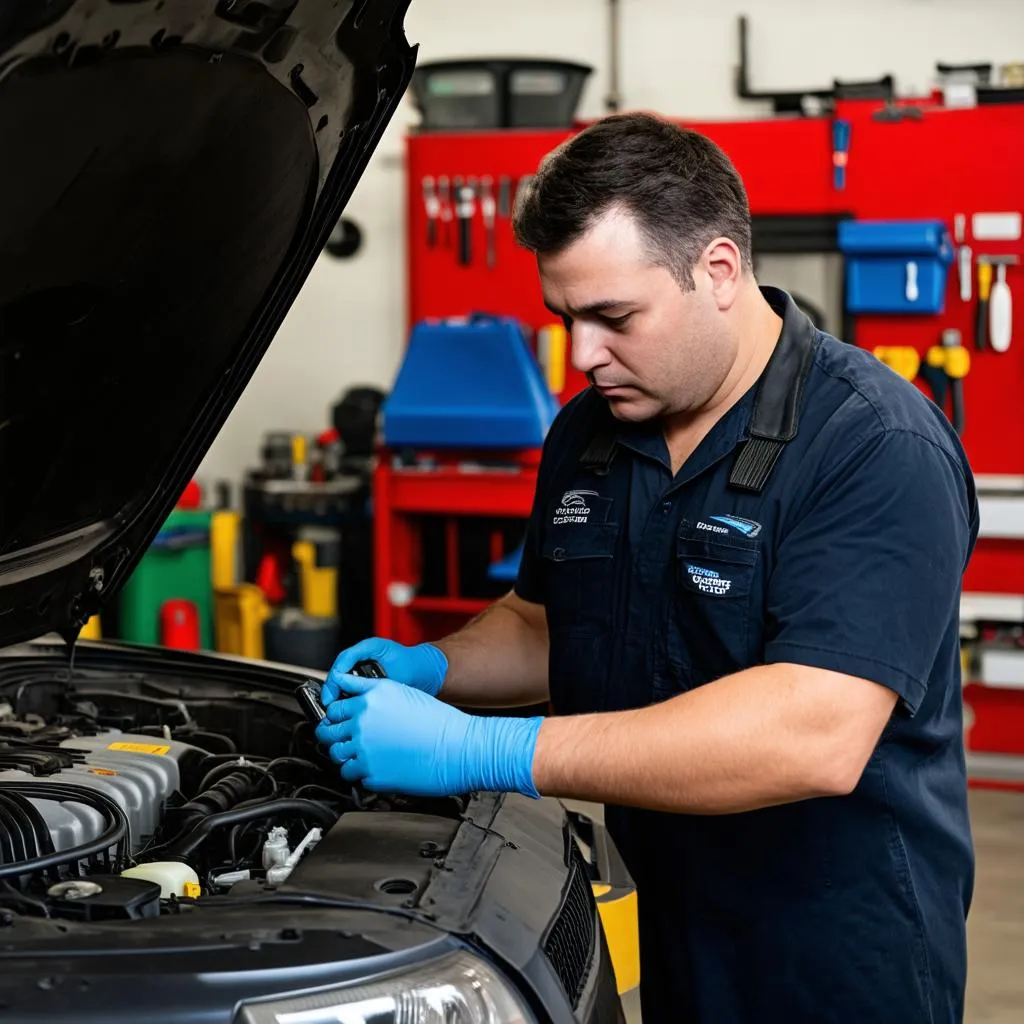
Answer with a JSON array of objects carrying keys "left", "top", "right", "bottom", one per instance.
[{"left": 702, "top": 236, "right": 744, "bottom": 311}]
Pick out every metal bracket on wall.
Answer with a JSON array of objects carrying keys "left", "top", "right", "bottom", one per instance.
[{"left": 735, "top": 15, "right": 894, "bottom": 115}]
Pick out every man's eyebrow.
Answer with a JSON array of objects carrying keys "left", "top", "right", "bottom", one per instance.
[{"left": 543, "top": 299, "right": 634, "bottom": 317}]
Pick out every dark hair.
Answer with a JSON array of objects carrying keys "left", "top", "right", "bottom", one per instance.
[{"left": 513, "top": 112, "right": 753, "bottom": 290}]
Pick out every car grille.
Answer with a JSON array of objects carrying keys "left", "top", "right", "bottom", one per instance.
[{"left": 542, "top": 834, "right": 596, "bottom": 1008}]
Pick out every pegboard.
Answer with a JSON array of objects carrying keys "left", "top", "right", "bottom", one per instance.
[
  {"left": 407, "top": 99, "right": 1024, "bottom": 473},
  {"left": 405, "top": 99, "right": 1024, "bottom": 600}
]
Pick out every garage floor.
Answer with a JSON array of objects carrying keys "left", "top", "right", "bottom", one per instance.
[{"left": 572, "top": 790, "right": 1024, "bottom": 1023}]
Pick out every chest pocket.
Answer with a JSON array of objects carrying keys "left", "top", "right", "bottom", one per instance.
[
  {"left": 540, "top": 495, "right": 618, "bottom": 635},
  {"left": 663, "top": 519, "right": 763, "bottom": 694},
  {"left": 541, "top": 495, "right": 620, "bottom": 715}
]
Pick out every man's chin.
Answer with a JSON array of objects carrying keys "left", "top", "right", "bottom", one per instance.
[{"left": 603, "top": 393, "right": 657, "bottom": 422}]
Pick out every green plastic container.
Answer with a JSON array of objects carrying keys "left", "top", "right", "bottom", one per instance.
[{"left": 117, "top": 508, "right": 213, "bottom": 648}]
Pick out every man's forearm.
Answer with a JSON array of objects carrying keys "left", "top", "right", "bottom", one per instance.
[
  {"left": 435, "top": 592, "right": 549, "bottom": 707},
  {"left": 531, "top": 662, "right": 898, "bottom": 814}
]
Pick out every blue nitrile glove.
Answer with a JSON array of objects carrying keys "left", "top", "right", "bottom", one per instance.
[
  {"left": 321, "top": 637, "right": 448, "bottom": 705},
  {"left": 315, "top": 673, "right": 542, "bottom": 799}
]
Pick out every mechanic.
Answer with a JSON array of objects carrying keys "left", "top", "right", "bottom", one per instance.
[{"left": 317, "top": 113, "right": 979, "bottom": 1023}]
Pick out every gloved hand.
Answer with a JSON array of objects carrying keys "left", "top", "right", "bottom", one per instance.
[
  {"left": 315, "top": 673, "right": 542, "bottom": 799},
  {"left": 321, "top": 637, "right": 448, "bottom": 705}
]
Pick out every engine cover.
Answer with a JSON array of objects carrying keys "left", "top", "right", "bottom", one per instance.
[{"left": 0, "top": 732, "right": 202, "bottom": 854}]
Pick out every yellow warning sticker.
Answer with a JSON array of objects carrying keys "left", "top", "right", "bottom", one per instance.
[
  {"left": 183, "top": 882, "right": 201, "bottom": 899},
  {"left": 89, "top": 767, "right": 119, "bottom": 776},
  {"left": 107, "top": 742, "right": 170, "bottom": 755}
]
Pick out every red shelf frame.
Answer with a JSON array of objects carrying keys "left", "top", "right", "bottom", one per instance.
[{"left": 372, "top": 453, "right": 539, "bottom": 646}]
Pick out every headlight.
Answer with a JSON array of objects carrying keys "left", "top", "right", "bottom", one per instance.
[{"left": 236, "top": 951, "right": 537, "bottom": 1024}]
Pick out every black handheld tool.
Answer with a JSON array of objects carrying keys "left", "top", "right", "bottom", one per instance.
[
  {"left": 497, "top": 175, "right": 513, "bottom": 218},
  {"left": 296, "top": 662, "right": 386, "bottom": 809},
  {"left": 455, "top": 181, "right": 475, "bottom": 266},
  {"left": 351, "top": 659, "right": 387, "bottom": 679},
  {"left": 294, "top": 660, "right": 386, "bottom": 725},
  {"left": 295, "top": 679, "right": 328, "bottom": 724}
]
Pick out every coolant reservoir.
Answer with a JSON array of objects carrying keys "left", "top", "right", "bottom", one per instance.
[{"left": 122, "top": 861, "right": 201, "bottom": 899}]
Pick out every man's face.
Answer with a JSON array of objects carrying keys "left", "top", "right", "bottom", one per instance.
[{"left": 538, "top": 208, "right": 736, "bottom": 423}]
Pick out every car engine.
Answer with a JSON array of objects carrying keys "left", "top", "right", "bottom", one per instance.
[{"left": 0, "top": 654, "right": 464, "bottom": 924}]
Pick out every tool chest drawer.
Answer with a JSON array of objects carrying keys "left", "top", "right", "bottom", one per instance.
[{"left": 838, "top": 219, "right": 954, "bottom": 314}]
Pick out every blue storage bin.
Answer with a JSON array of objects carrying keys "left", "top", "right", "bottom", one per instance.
[
  {"left": 382, "top": 314, "right": 559, "bottom": 449},
  {"left": 838, "top": 219, "right": 953, "bottom": 314}
]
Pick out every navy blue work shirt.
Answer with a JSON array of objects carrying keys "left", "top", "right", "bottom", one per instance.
[{"left": 515, "top": 288, "right": 978, "bottom": 1023}]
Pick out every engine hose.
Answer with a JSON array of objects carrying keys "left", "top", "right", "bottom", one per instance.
[
  {"left": 196, "top": 760, "right": 276, "bottom": 797},
  {"left": 161, "top": 799, "right": 337, "bottom": 863},
  {"left": 0, "top": 782, "right": 129, "bottom": 880}
]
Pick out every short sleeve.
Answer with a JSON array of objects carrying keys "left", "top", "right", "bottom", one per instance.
[{"left": 764, "top": 429, "right": 977, "bottom": 714}]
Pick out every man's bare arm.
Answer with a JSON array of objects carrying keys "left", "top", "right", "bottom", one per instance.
[
  {"left": 434, "top": 591, "right": 549, "bottom": 707},
  {"left": 531, "top": 662, "right": 898, "bottom": 813}
]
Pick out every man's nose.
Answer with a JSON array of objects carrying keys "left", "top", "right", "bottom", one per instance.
[{"left": 569, "top": 323, "right": 611, "bottom": 376}]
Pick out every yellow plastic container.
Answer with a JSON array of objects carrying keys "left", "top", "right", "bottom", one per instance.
[
  {"left": 292, "top": 539, "right": 338, "bottom": 619},
  {"left": 210, "top": 510, "right": 241, "bottom": 591},
  {"left": 213, "top": 583, "right": 271, "bottom": 660}
]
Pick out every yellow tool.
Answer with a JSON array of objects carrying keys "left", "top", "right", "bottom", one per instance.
[
  {"left": 921, "top": 329, "right": 970, "bottom": 435},
  {"left": 873, "top": 346, "right": 920, "bottom": 381},
  {"left": 975, "top": 258, "right": 993, "bottom": 350}
]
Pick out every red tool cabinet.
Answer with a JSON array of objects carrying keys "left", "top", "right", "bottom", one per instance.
[{"left": 375, "top": 95, "right": 1024, "bottom": 781}]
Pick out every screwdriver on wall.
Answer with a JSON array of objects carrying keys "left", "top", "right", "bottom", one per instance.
[
  {"left": 438, "top": 176, "right": 453, "bottom": 247},
  {"left": 422, "top": 176, "right": 439, "bottom": 248},
  {"left": 954, "top": 213, "right": 972, "bottom": 302},
  {"left": 975, "top": 257, "right": 992, "bottom": 350},
  {"left": 456, "top": 179, "right": 476, "bottom": 266},
  {"left": 480, "top": 176, "right": 497, "bottom": 269},
  {"left": 498, "top": 175, "right": 513, "bottom": 219}
]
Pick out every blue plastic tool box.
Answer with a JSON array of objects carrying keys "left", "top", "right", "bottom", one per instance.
[
  {"left": 838, "top": 219, "right": 954, "bottom": 314},
  {"left": 382, "top": 314, "right": 559, "bottom": 449}
]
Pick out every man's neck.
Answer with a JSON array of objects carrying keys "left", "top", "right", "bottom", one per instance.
[{"left": 663, "top": 288, "right": 784, "bottom": 475}]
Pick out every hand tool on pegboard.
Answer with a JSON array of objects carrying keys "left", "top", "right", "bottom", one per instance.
[
  {"left": 455, "top": 178, "right": 476, "bottom": 266},
  {"left": 984, "top": 255, "right": 1019, "bottom": 353},
  {"left": 438, "top": 175, "right": 453, "bottom": 247},
  {"left": 498, "top": 175, "right": 513, "bottom": 219},
  {"left": 480, "top": 175, "right": 497, "bottom": 269},
  {"left": 872, "top": 346, "right": 920, "bottom": 382},
  {"left": 831, "top": 118, "right": 850, "bottom": 190},
  {"left": 954, "top": 213, "right": 972, "bottom": 302},
  {"left": 920, "top": 328, "right": 970, "bottom": 435},
  {"left": 422, "top": 176, "right": 440, "bottom": 247},
  {"left": 975, "top": 257, "right": 993, "bottom": 349}
]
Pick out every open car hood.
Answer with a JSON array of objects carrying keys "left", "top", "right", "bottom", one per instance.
[{"left": 0, "top": 0, "right": 415, "bottom": 647}]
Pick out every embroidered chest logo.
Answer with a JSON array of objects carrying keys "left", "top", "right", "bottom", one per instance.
[
  {"left": 553, "top": 489, "right": 599, "bottom": 525},
  {"left": 697, "top": 514, "right": 762, "bottom": 538},
  {"left": 687, "top": 563, "right": 733, "bottom": 596}
]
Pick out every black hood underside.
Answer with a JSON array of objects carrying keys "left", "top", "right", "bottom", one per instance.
[{"left": 0, "top": 0, "right": 415, "bottom": 647}]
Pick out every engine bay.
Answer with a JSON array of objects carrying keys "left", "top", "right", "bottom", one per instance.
[{"left": 0, "top": 648, "right": 465, "bottom": 927}]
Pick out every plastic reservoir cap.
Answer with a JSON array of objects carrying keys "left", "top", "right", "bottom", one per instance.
[{"left": 122, "top": 861, "right": 201, "bottom": 899}]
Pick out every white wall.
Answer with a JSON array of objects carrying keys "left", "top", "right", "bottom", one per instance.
[{"left": 197, "top": 0, "right": 1024, "bottom": 489}]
